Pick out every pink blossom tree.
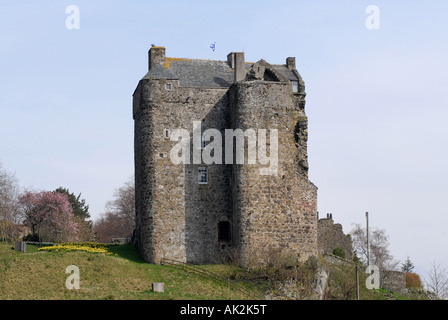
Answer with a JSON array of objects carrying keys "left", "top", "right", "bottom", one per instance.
[{"left": 19, "top": 190, "right": 78, "bottom": 244}]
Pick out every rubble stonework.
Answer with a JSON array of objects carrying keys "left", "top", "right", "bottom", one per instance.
[
  {"left": 380, "top": 270, "right": 407, "bottom": 294},
  {"left": 317, "top": 217, "right": 353, "bottom": 261},
  {"left": 132, "top": 46, "right": 317, "bottom": 265}
]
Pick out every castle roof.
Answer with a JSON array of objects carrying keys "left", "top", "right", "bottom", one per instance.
[
  {"left": 271, "top": 64, "right": 303, "bottom": 82},
  {"left": 142, "top": 57, "right": 301, "bottom": 89}
]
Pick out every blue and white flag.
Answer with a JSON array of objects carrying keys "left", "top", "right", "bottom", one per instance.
[{"left": 210, "top": 43, "right": 215, "bottom": 51}]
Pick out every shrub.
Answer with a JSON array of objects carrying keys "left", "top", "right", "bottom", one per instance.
[
  {"left": 23, "top": 234, "right": 39, "bottom": 242},
  {"left": 332, "top": 247, "right": 346, "bottom": 259},
  {"left": 406, "top": 272, "right": 422, "bottom": 288}
]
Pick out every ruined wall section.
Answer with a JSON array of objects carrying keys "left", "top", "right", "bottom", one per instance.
[
  {"left": 229, "top": 81, "right": 317, "bottom": 266},
  {"left": 317, "top": 218, "right": 353, "bottom": 260},
  {"left": 133, "top": 77, "right": 232, "bottom": 264},
  {"left": 291, "top": 88, "right": 309, "bottom": 177}
]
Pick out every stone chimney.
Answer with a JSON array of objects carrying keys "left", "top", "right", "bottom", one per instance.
[
  {"left": 227, "top": 52, "right": 245, "bottom": 82},
  {"left": 286, "top": 57, "right": 296, "bottom": 71},
  {"left": 227, "top": 52, "right": 236, "bottom": 68},
  {"left": 148, "top": 45, "right": 166, "bottom": 70}
]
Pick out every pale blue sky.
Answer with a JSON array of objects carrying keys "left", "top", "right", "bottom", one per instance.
[{"left": 1, "top": 1, "right": 447, "bottom": 280}]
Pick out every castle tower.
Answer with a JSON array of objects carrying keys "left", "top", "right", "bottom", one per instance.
[
  {"left": 229, "top": 60, "right": 317, "bottom": 266},
  {"left": 132, "top": 45, "right": 317, "bottom": 265}
]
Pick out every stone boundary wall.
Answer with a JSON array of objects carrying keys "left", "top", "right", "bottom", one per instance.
[
  {"left": 323, "top": 253, "right": 353, "bottom": 266},
  {"left": 323, "top": 254, "right": 407, "bottom": 294},
  {"left": 380, "top": 270, "right": 407, "bottom": 294}
]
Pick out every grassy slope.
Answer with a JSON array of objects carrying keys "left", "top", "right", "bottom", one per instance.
[
  {"left": 0, "top": 243, "right": 249, "bottom": 300},
  {"left": 0, "top": 243, "right": 414, "bottom": 300}
]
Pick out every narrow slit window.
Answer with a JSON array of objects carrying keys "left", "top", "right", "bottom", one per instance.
[
  {"left": 166, "top": 83, "right": 172, "bottom": 90},
  {"left": 198, "top": 166, "right": 208, "bottom": 184}
]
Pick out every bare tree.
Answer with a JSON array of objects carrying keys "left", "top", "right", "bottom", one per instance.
[
  {"left": 105, "top": 176, "right": 135, "bottom": 236},
  {"left": 94, "top": 176, "right": 135, "bottom": 243},
  {"left": 94, "top": 211, "right": 127, "bottom": 243},
  {"left": 0, "top": 162, "right": 22, "bottom": 241},
  {"left": 425, "top": 262, "right": 448, "bottom": 300},
  {"left": 351, "top": 223, "right": 399, "bottom": 270}
]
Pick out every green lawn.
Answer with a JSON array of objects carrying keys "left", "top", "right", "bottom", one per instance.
[{"left": 0, "top": 242, "right": 251, "bottom": 300}]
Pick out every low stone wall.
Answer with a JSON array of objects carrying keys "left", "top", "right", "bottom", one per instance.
[
  {"left": 380, "top": 270, "right": 407, "bottom": 294},
  {"left": 323, "top": 253, "right": 353, "bottom": 266}
]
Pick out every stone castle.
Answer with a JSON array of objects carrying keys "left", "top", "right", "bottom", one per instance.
[{"left": 132, "top": 45, "right": 318, "bottom": 265}]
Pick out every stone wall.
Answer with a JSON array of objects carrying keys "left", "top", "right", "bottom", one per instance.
[
  {"left": 133, "top": 77, "right": 232, "bottom": 264},
  {"left": 317, "top": 218, "right": 353, "bottom": 260},
  {"left": 380, "top": 270, "right": 407, "bottom": 294},
  {"left": 230, "top": 81, "right": 317, "bottom": 266}
]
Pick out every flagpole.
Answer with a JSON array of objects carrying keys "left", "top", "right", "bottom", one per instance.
[{"left": 210, "top": 42, "right": 216, "bottom": 60}]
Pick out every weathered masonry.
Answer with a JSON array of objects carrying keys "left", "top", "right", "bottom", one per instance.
[{"left": 132, "top": 45, "right": 318, "bottom": 265}]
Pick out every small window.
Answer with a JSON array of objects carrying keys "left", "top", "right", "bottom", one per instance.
[
  {"left": 291, "top": 80, "right": 299, "bottom": 93},
  {"left": 166, "top": 83, "right": 172, "bottom": 90},
  {"left": 218, "top": 221, "right": 231, "bottom": 242},
  {"left": 198, "top": 166, "right": 208, "bottom": 184}
]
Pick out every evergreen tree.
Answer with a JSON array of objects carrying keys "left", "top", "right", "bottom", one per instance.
[
  {"left": 401, "top": 256, "right": 415, "bottom": 273},
  {"left": 53, "top": 187, "right": 95, "bottom": 241},
  {"left": 54, "top": 187, "right": 90, "bottom": 220}
]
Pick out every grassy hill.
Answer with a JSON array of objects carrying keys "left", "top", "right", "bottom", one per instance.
[
  {"left": 0, "top": 242, "right": 251, "bottom": 300},
  {"left": 0, "top": 242, "right": 424, "bottom": 300}
]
